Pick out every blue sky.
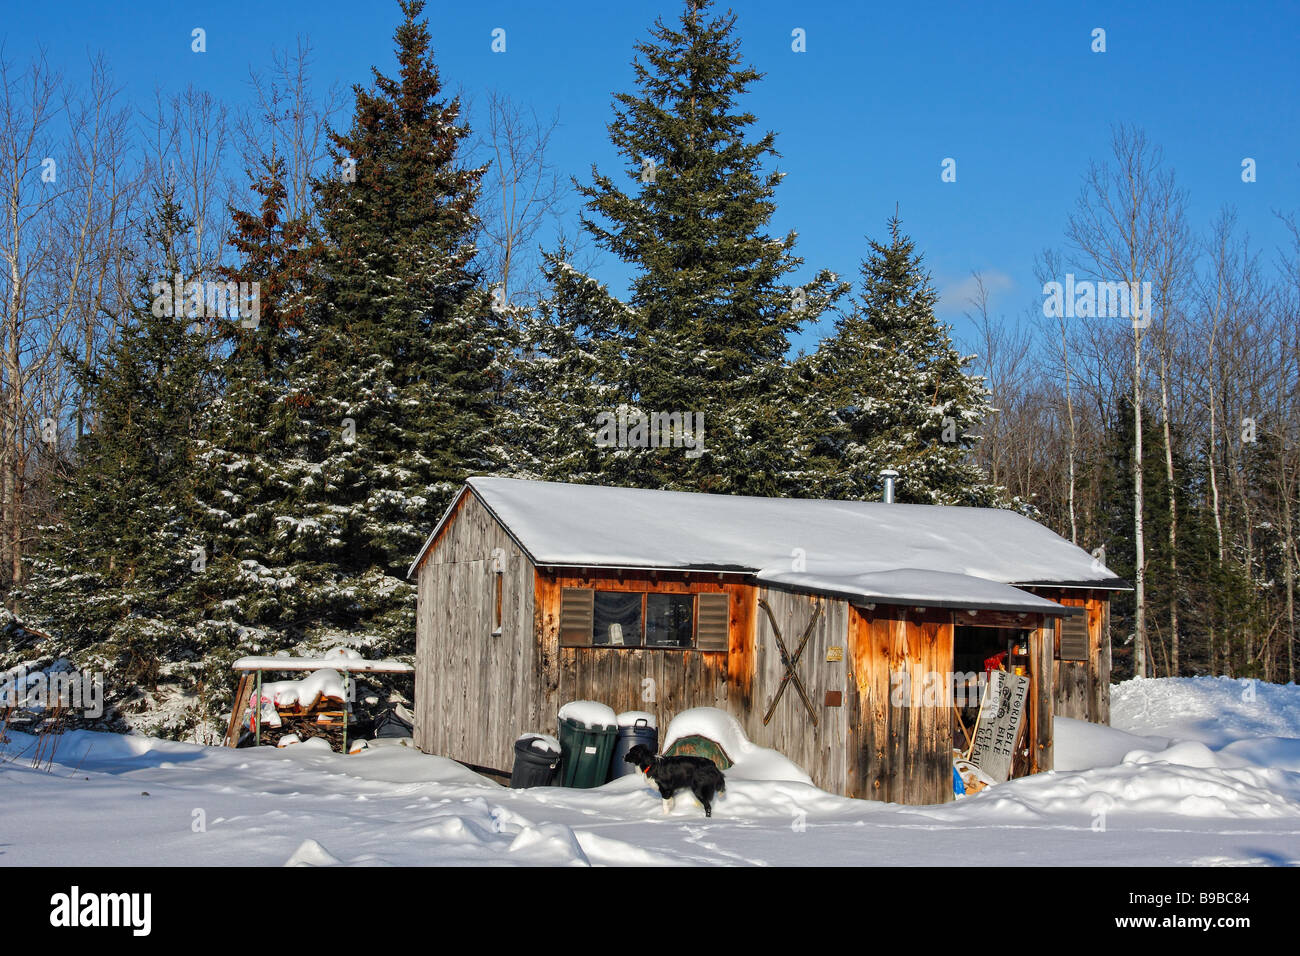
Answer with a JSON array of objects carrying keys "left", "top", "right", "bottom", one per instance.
[{"left": 5, "top": 0, "right": 1298, "bottom": 354}]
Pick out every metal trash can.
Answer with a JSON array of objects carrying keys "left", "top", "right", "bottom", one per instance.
[
  {"left": 557, "top": 716, "right": 618, "bottom": 788},
  {"left": 510, "top": 735, "right": 561, "bottom": 789},
  {"left": 611, "top": 713, "right": 659, "bottom": 778}
]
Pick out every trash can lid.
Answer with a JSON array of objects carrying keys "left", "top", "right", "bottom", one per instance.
[
  {"left": 616, "top": 710, "right": 657, "bottom": 729},
  {"left": 516, "top": 732, "right": 561, "bottom": 755},
  {"left": 558, "top": 700, "right": 617, "bottom": 729}
]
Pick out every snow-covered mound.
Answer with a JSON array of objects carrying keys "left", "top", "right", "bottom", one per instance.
[
  {"left": 1019, "top": 692, "right": 1300, "bottom": 820},
  {"left": 1054, "top": 716, "right": 1170, "bottom": 771},
  {"left": 662, "top": 707, "right": 813, "bottom": 784},
  {"left": 261, "top": 668, "right": 345, "bottom": 709},
  {"left": 1112, "top": 675, "right": 1300, "bottom": 746},
  {"left": 973, "top": 739, "right": 1300, "bottom": 820}
]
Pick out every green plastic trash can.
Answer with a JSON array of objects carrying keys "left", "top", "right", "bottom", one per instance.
[{"left": 557, "top": 715, "right": 618, "bottom": 788}]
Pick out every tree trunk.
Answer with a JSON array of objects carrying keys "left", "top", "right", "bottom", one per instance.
[
  {"left": 1159, "top": 353, "right": 1178, "bottom": 674},
  {"left": 1133, "top": 326, "right": 1147, "bottom": 678}
]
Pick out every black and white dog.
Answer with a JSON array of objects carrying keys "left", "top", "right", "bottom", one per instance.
[{"left": 624, "top": 744, "right": 726, "bottom": 817}]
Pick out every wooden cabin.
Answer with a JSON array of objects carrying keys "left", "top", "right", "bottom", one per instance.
[{"left": 408, "top": 477, "right": 1126, "bottom": 805}]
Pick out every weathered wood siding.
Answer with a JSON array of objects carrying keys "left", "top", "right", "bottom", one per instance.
[
  {"left": 845, "top": 605, "right": 955, "bottom": 805},
  {"left": 1031, "top": 589, "right": 1111, "bottom": 724},
  {"left": 413, "top": 489, "right": 537, "bottom": 773},
  {"left": 532, "top": 575, "right": 850, "bottom": 794},
  {"left": 535, "top": 569, "right": 755, "bottom": 742},
  {"left": 747, "top": 587, "right": 849, "bottom": 795}
]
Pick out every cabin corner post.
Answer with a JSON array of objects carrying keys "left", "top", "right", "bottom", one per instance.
[
  {"left": 412, "top": 556, "right": 427, "bottom": 752},
  {"left": 1098, "top": 596, "right": 1112, "bottom": 725},
  {"left": 928, "top": 609, "right": 957, "bottom": 804},
  {"left": 1030, "top": 617, "right": 1054, "bottom": 772},
  {"left": 534, "top": 568, "right": 560, "bottom": 736},
  {"left": 844, "top": 604, "right": 885, "bottom": 802}
]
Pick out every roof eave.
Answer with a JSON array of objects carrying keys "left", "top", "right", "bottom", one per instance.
[
  {"left": 408, "top": 480, "right": 543, "bottom": 579},
  {"left": 534, "top": 562, "right": 755, "bottom": 575},
  {"left": 406, "top": 485, "right": 472, "bottom": 579},
  {"left": 758, "top": 577, "right": 1070, "bottom": 617},
  {"left": 1014, "top": 578, "right": 1132, "bottom": 591},
  {"left": 856, "top": 596, "right": 1069, "bottom": 617}
]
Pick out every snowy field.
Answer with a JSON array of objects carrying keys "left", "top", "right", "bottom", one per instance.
[{"left": 2, "top": 676, "right": 1298, "bottom": 866}]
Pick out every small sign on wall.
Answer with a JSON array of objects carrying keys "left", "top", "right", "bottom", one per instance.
[{"left": 826, "top": 646, "right": 843, "bottom": 662}]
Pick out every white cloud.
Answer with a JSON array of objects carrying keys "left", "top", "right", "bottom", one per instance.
[{"left": 938, "top": 269, "right": 1015, "bottom": 315}]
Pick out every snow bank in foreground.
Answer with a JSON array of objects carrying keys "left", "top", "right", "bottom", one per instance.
[
  {"left": 1013, "top": 711, "right": 1300, "bottom": 820},
  {"left": 4, "top": 681, "right": 1300, "bottom": 866},
  {"left": 662, "top": 707, "right": 813, "bottom": 784},
  {"left": 1054, "top": 717, "right": 1170, "bottom": 771},
  {"left": 969, "top": 751, "right": 1300, "bottom": 820}
]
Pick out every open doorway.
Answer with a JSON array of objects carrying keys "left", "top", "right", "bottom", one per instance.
[{"left": 952, "top": 624, "right": 1033, "bottom": 770}]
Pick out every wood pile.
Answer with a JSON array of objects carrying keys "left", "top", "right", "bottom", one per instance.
[{"left": 232, "top": 689, "right": 348, "bottom": 751}]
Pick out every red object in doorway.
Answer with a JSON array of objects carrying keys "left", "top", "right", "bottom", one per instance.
[{"left": 983, "top": 650, "right": 1008, "bottom": 673}]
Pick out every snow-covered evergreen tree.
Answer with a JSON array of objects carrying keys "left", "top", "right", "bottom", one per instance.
[
  {"left": 497, "top": 246, "right": 631, "bottom": 483},
  {"left": 562, "top": 0, "right": 842, "bottom": 496},
  {"left": 796, "top": 215, "right": 998, "bottom": 505},
  {"left": 275, "top": 0, "right": 503, "bottom": 655},
  {"left": 21, "top": 183, "right": 216, "bottom": 726},
  {"left": 186, "top": 152, "right": 346, "bottom": 668}
]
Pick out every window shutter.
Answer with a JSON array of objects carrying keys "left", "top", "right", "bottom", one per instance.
[
  {"left": 559, "top": 588, "right": 594, "bottom": 646},
  {"left": 696, "top": 593, "right": 730, "bottom": 651},
  {"left": 1059, "top": 613, "right": 1089, "bottom": 661}
]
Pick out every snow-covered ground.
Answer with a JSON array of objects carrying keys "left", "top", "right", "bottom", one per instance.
[{"left": 2, "top": 677, "right": 1298, "bottom": 866}]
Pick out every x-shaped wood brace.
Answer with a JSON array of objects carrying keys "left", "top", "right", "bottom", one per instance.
[{"left": 759, "top": 598, "right": 822, "bottom": 727}]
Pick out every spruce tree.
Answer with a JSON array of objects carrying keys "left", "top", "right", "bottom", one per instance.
[
  {"left": 21, "top": 183, "right": 215, "bottom": 726},
  {"left": 279, "top": 0, "right": 502, "bottom": 654},
  {"left": 796, "top": 215, "right": 997, "bottom": 505},
  {"left": 565, "top": 0, "right": 841, "bottom": 496},
  {"left": 498, "top": 246, "right": 628, "bottom": 484},
  {"left": 188, "top": 153, "right": 339, "bottom": 665}
]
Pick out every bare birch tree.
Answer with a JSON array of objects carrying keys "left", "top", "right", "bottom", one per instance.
[
  {"left": 233, "top": 36, "right": 342, "bottom": 223},
  {"left": 471, "top": 90, "right": 567, "bottom": 309},
  {"left": 1065, "top": 124, "right": 1180, "bottom": 677}
]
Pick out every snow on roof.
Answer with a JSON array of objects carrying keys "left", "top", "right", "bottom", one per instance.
[
  {"left": 408, "top": 478, "right": 1127, "bottom": 601},
  {"left": 756, "top": 568, "right": 1074, "bottom": 615}
]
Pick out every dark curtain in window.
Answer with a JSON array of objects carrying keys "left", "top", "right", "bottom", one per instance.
[{"left": 594, "top": 591, "right": 643, "bottom": 646}]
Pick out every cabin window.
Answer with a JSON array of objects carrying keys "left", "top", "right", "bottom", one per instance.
[
  {"left": 646, "top": 593, "right": 693, "bottom": 647},
  {"left": 491, "top": 549, "right": 506, "bottom": 636},
  {"left": 558, "top": 587, "right": 728, "bottom": 651}
]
